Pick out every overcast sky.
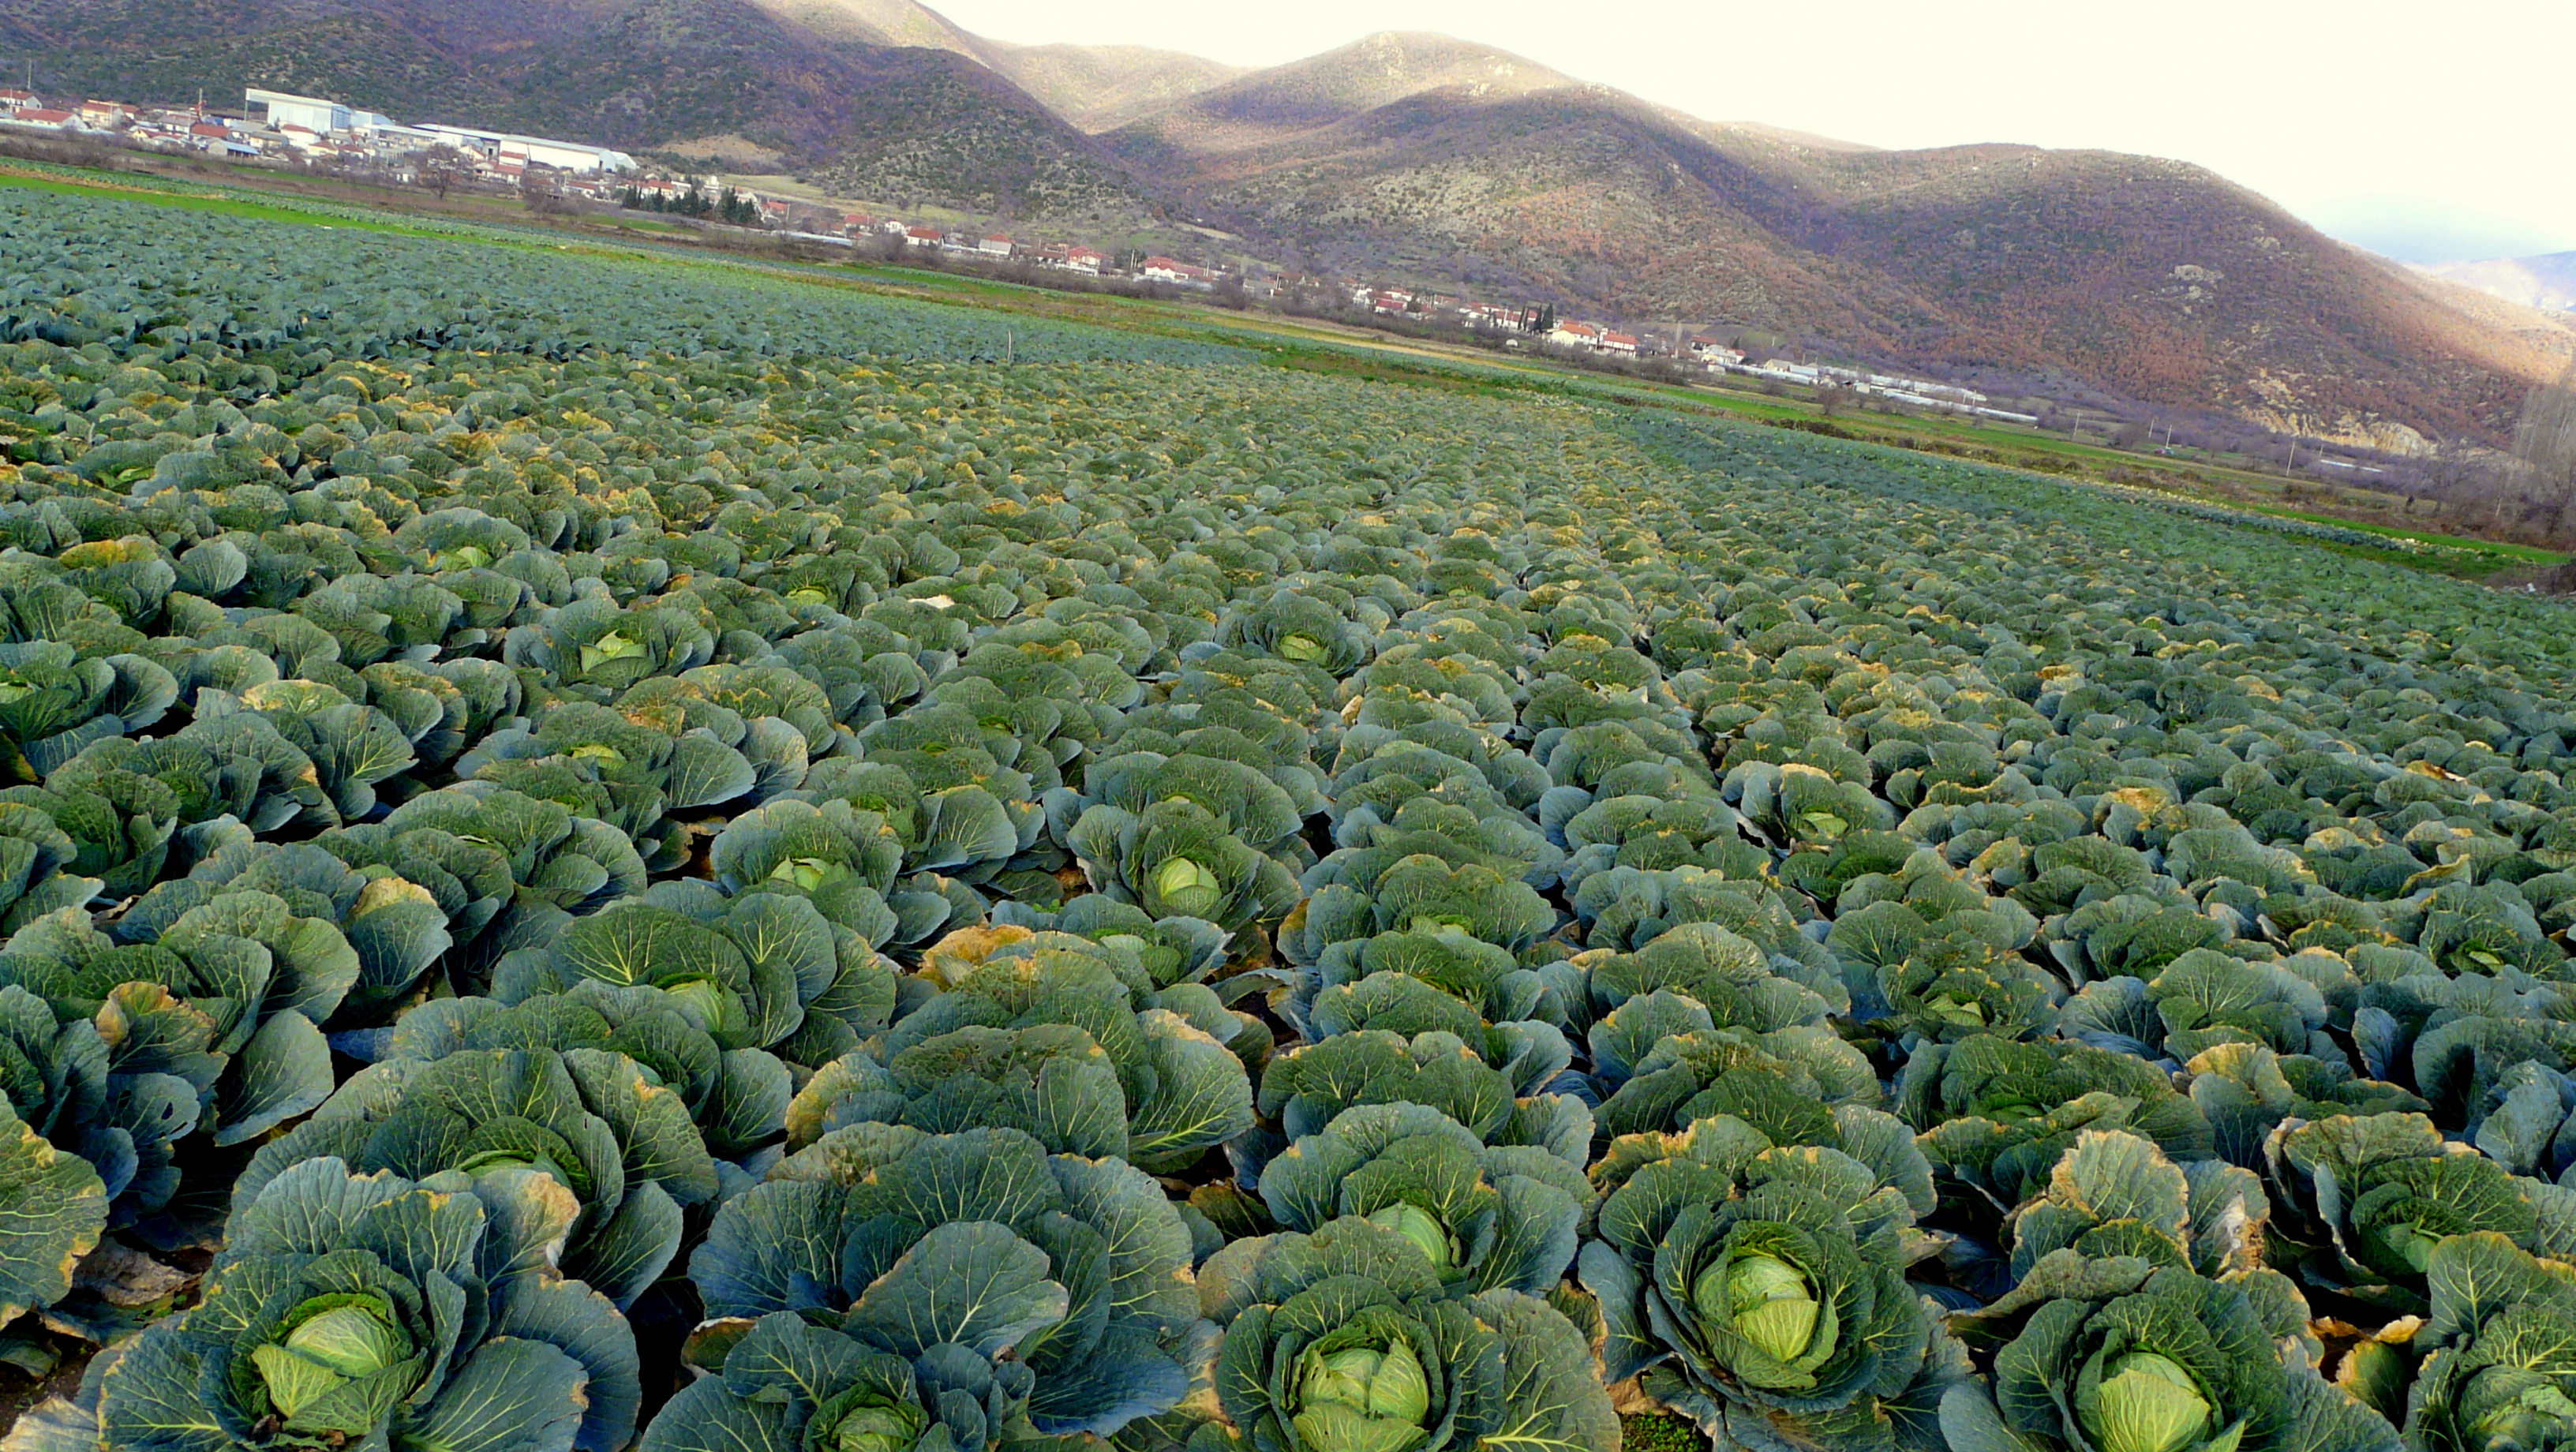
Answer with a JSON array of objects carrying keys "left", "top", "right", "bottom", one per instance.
[{"left": 933, "top": 0, "right": 2573, "bottom": 264}]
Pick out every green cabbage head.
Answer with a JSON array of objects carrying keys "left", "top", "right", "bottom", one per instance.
[
  {"left": 2091, "top": 1352, "right": 2213, "bottom": 1452},
  {"left": 1292, "top": 1326, "right": 1433, "bottom": 1452},
  {"left": 1698, "top": 1249, "right": 1825, "bottom": 1369},
  {"left": 2401, "top": 1233, "right": 2576, "bottom": 1452},
  {"left": 249, "top": 1294, "right": 417, "bottom": 1431},
  {"left": 1938, "top": 1257, "right": 2403, "bottom": 1452}
]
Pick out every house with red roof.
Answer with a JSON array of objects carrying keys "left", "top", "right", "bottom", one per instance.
[{"left": 1141, "top": 256, "right": 1215, "bottom": 286}]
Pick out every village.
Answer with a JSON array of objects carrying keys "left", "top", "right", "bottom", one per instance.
[{"left": 0, "top": 82, "right": 2032, "bottom": 423}]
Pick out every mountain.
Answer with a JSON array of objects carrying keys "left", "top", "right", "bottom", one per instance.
[
  {"left": 740, "top": 0, "right": 983, "bottom": 51},
  {"left": 0, "top": 0, "right": 1166, "bottom": 223},
  {"left": 732, "top": 0, "right": 1239, "bottom": 129},
  {"left": 1105, "top": 48, "right": 2571, "bottom": 447},
  {"left": 975, "top": 44, "right": 1244, "bottom": 134},
  {"left": 2426, "top": 252, "right": 2576, "bottom": 313},
  {"left": 1110, "top": 32, "right": 1577, "bottom": 165}
]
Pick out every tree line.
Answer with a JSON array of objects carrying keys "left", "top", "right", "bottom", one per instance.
[{"left": 617, "top": 182, "right": 761, "bottom": 226}]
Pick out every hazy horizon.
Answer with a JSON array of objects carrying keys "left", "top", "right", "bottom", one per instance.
[{"left": 934, "top": 0, "right": 2575, "bottom": 266}]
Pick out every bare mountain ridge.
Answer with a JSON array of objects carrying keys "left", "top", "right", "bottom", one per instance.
[
  {"left": 977, "top": 44, "right": 1244, "bottom": 133},
  {"left": 1108, "top": 31, "right": 1578, "bottom": 161},
  {"left": 732, "top": 0, "right": 1240, "bottom": 131}
]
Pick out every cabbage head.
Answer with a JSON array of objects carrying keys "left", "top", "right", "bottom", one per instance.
[
  {"left": 1579, "top": 1112, "right": 1960, "bottom": 1452},
  {"left": 2400, "top": 1233, "right": 2576, "bottom": 1452},
  {"left": 1256, "top": 1029, "right": 1590, "bottom": 1162},
  {"left": 641, "top": 1312, "right": 1035, "bottom": 1452},
  {"left": 690, "top": 1124, "right": 1197, "bottom": 1440},
  {"left": 1065, "top": 799, "right": 1301, "bottom": 934},
  {"left": 1259, "top": 1102, "right": 1593, "bottom": 1296},
  {"left": 2263, "top": 1113, "right": 2556, "bottom": 1319},
  {"left": 11, "top": 1156, "right": 641, "bottom": 1452},
  {"left": 0, "top": 895, "right": 358, "bottom": 1150},
  {"left": 363, "top": 979, "right": 793, "bottom": 1161},
  {"left": 1196, "top": 1218, "right": 1616, "bottom": 1452},
  {"left": 1940, "top": 1256, "right": 2396, "bottom": 1452},
  {"left": 1898, "top": 1035, "right": 2215, "bottom": 1214},
  {"left": 230, "top": 1046, "right": 720, "bottom": 1308},
  {"left": 876, "top": 933, "right": 1255, "bottom": 1173}
]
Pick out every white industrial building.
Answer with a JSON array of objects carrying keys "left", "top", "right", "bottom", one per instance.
[
  {"left": 244, "top": 88, "right": 395, "bottom": 137},
  {"left": 417, "top": 125, "right": 635, "bottom": 174}
]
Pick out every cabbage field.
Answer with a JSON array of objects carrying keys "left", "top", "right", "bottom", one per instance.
[{"left": 4, "top": 189, "right": 2576, "bottom": 1452}]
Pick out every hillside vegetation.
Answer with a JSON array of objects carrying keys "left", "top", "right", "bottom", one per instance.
[
  {"left": 1122, "top": 69, "right": 2571, "bottom": 447},
  {"left": 0, "top": 0, "right": 1164, "bottom": 219}
]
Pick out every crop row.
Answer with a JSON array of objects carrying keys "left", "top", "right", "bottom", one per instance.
[{"left": 0, "top": 193, "right": 2572, "bottom": 1452}]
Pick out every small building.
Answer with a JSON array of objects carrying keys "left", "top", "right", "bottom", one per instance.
[
  {"left": 8, "top": 108, "right": 74, "bottom": 129},
  {"left": 904, "top": 225, "right": 943, "bottom": 249},
  {"left": 979, "top": 234, "right": 1014, "bottom": 258},
  {"left": 1601, "top": 331, "right": 1639, "bottom": 355},
  {"left": 1141, "top": 256, "right": 1214, "bottom": 286},
  {"left": 1548, "top": 322, "right": 1603, "bottom": 350},
  {"left": 78, "top": 99, "right": 137, "bottom": 127},
  {"left": 1060, "top": 245, "right": 1106, "bottom": 275},
  {"left": 0, "top": 89, "right": 37, "bottom": 112}
]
